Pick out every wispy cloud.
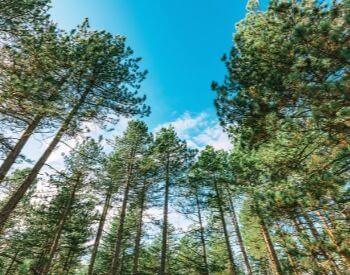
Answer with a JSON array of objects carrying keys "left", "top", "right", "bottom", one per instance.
[{"left": 153, "top": 112, "right": 232, "bottom": 151}]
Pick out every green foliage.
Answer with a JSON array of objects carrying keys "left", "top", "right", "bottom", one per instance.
[{"left": 0, "top": 0, "right": 349, "bottom": 274}]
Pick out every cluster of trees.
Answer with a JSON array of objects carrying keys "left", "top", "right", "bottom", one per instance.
[
  {"left": 213, "top": 0, "right": 350, "bottom": 274},
  {"left": 0, "top": 0, "right": 349, "bottom": 274}
]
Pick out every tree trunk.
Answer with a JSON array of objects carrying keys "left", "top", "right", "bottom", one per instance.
[
  {"left": 40, "top": 173, "right": 80, "bottom": 275},
  {"left": 0, "top": 75, "right": 69, "bottom": 184},
  {"left": 110, "top": 160, "right": 134, "bottom": 275},
  {"left": 256, "top": 212, "right": 282, "bottom": 275},
  {"left": 0, "top": 115, "right": 42, "bottom": 183},
  {"left": 214, "top": 181, "right": 236, "bottom": 275},
  {"left": 225, "top": 184, "right": 252, "bottom": 275},
  {"left": 87, "top": 189, "right": 113, "bottom": 275},
  {"left": 292, "top": 217, "right": 326, "bottom": 274},
  {"left": 4, "top": 251, "right": 19, "bottom": 275},
  {"left": 315, "top": 210, "right": 350, "bottom": 268},
  {"left": 195, "top": 187, "right": 209, "bottom": 275},
  {"left": 160, "top": 156, "right": 170, "bottom": 275},
  {"left": 302, "top": 214, "right": 341, "bottom": 274},
  {"left": 0, "top": 87, "right": 90, "bottom": 229},
  {"left": 132, "top": 180, "right": 147, "bottom": 275},
  {"left": 275, "top": 223, "right": 300, "bottom": 275}
]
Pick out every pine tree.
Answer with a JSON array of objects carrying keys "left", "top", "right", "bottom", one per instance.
[
  {"left": 193, "top": 146, "right": 238, "bottom": 274},
  {"left": 109, "top": 120, "right": 152, "bottom": 274},
  {"left": 0, "top": 21, "right": 150, "bottom": 228},
  {"left": 152, "top": 126, "right": 190, "bottom": 275}
]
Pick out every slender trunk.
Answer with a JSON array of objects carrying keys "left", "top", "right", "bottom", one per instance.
[
  {"left": 302, "top": 214, "right": 341, "bottom": 274},
  {"left": 225, "top": 185, "right": 252, "bottom": 275},
  {"left": 160, "top": 156, "right": 170, "bottom": 275},
  {"left": 110, "top": 160, "right": 134, "bottom": 275},
  {"left": 87, "top": 189, "right": 113, "bottom": 275},
  {"left": 0, "top": 87, "right": 90, "bottom": 229},
  {"left": 132, "top": 181, "right": 147, "bottom": 275},
  {"left": 0, "top": 75, "right": 69, "bottom": 184},
  {"left": 40, "top": 174, "right": 80, "bottom": 275},
  {"left": 255, "top": 210, "right": 282, "bottom": 275},
  {"left": 194, "top": 188, "right": 209, "bottom": 275},
  {"left": 231, "top": 204, "right": 252, "bottom": 275},
  {"left": 214, "top": 181, "right": 236, "bottom": 275},
  {"left": 284, "top": 247, "right": 300, "bottom": 275},
  {"left": 315, "top": 210, "right": 350, "bottom": 268},
  {"left": 0, "top": 115, "right": 42, "bottom": 183},
  {"left": 275, "top": 223, "right": 300, "bottom": 275},
  {"left": 259, "top": 221, "right": 282, "bottom": 275},
  {"left": 292, "top": 217, "right": 326, "bottom": 274},
  {"left": 4, "top": 251, "right": 19, "bottom": 275}
]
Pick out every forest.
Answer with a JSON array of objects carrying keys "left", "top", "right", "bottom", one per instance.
[{"left": 0, "top": 0, "right": 349, "bottom": 274}]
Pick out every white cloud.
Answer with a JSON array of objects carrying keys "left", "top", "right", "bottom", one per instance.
[
  {"left": 194, "top": 124, "right": 232, "bottom": 150},
  {"left": 153, "top": 112, "right": 232, "bottom": 151},
  {"left": 153, "top": 112, "right": 207, "bottom": 140}
]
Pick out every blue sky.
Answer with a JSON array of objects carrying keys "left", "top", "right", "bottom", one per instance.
[
  {"left": 19, "top": 0, "right": 270, "bottom": 167},
  {"left": 5, "top": 0, "right": 271, "bottom": 231},
  {"left": 50, "top": 0, "right": 264, "bottom": 129}
]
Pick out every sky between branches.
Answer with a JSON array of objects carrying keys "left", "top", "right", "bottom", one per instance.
[{"left": 22, "top": 0, "right": 270, "bottom": 169}]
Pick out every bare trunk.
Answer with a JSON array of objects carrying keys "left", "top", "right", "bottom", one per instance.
[
  {"left": 256, "top": 211, "right": 282, "bottom": 275},
  {"left": 225, "top": 184, "right": 252, "bottom": 275},
  {"left": 302, "top": 214, "right": 341, "bottom": 274},
  {"left": 292, "top": 217, "right": 326, "bottom": 274},
  {"left": 315, "top": 210, "right": 350, "bottom": 268},
  {"left": 0, "top": 75, "right": 69, "bottom": 184},
  {"left": 0, "top": 87, "right": 90, "bottom": 229},
  {"left": 40, "top": 174, "right": 80, "bottom": 275},
  {"left": 132, "top": 181, "right": 147, "bottom": 275},
  {"left": 214, "top": 181, "right": 236, "bottom": 275},
  {"left": 0, "top": 115, "right": 42, "bottom": 183},
  {"left": 110, "top": 160, "right": 134, "bottom": 275},
  {"left": 195, "top": 188, "right": 209, "bottom": 275},
  {"left": 160, "top": 157, "right": 170, "bottom": 275},
  {"left": 87, "top": 189, "right": 113, "bottom": 275},
  {"left": 275, "top": 223, "right": 300, "bottom": 275}
]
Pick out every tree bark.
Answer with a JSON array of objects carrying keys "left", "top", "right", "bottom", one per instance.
[
  {"left": 302, "top": 214, "right": 341, "bottom": 274},
  {"left": 40, "top": 173, "right": 80, "bottom": 275},
  {"left": 87, "top": 189, "right": 113, "bottom": 275},
  {"left": 110, "top": 159, "right": 135, "bottom": 275},
  {"left": 194, "top": 187, "right": 209, "bottom": 275},
  {"left": 292, "top": 217, "right": 326, "bottom": 274},
  {"left": 256, "top": 211, "right": 282, "bottom": 275},
  {"left": 0, "top": 75, "right": 69, "bottom": 184},
  {"left": 132, "top": 180, "right": 147, "bottom": 275},
  {"left": 0, "top": 87, "right": 90, "bottom": 229},
  {"left": 275, "top": 223, "right": 300, "bottom": 275},
  {"left": 315, "top": 210, "right": 350, "bottom": 268},
  {"left": 0, "top": 115, "right": 42, "bottom": 183},
  {"left": 214, "top": 181, "right": 236, "bottom": 275},
  {"left": 225, "top": 184, "right": 252, "bottom": 275},
  {"left": 159, "top": 156, "right": 170, "bottom": 275}
]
